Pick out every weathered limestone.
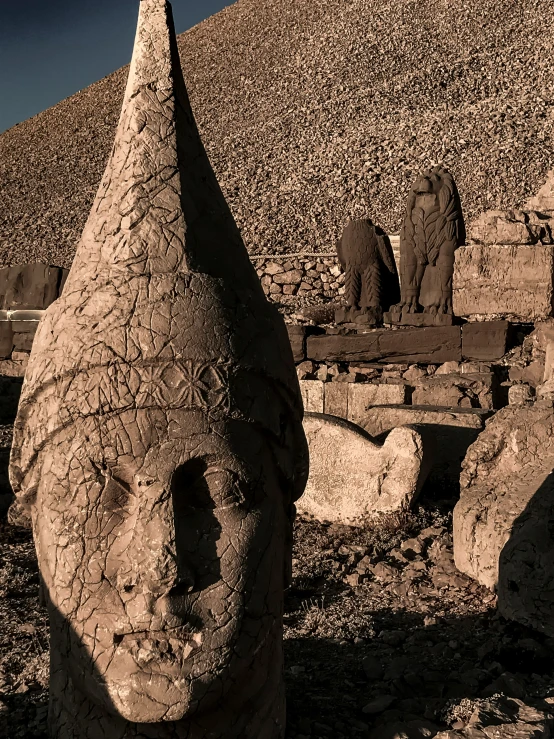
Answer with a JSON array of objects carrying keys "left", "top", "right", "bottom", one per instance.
[
  {"left": 469, "top": 209, "right": 554, "bottom": 246},
  {"left": 453, "top": 406, "right": 554, "bottom": 637},
  {"left": 453, "top": 244, "right": 554, "bottom": 321},
  {"left": 527, "top": 169, "right": 554, "bottom": 212},
  {"left": 335, "top": 219, "right": 400, "bottom": 325},
  {"left": 361, "top": 405, "right": 489, "bottom": 489},
  {"left": 0, "top": 311, "right": 42, "bottom": 360},
  {"left": 390, "top": 165, "right": 465, "bottom": 325},
  {"left": 297, "top": 413, "right": 425, "bottom": 523},
  {"left": 299, "top": 380, "right": 408, "bottom": 419},
  {"left": 306, "top": 326, "right": 462, "bottom": 364},
  {"left": 461, "top": 321, "right": 510, "bottom": 361},
  {"left": 9, "top": 2, "right": 308, "bottom": 738},
  {"left": 0, "top": 263, "right": 68, "bottom": 310},
  {"left": 411, "top": 372, "right": 497, "bottom": 410}
]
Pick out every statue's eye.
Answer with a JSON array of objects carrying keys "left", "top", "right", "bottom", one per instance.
[
  {"left": 171, "top": 460, "right": 257, "bottom": 512},
  {"left": 171, "top": 459, "right": 214, "bottom": 511}
]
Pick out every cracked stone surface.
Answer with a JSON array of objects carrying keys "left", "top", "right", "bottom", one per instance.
[
  {"left": 453, "top": 405, "right": 554, "bottom": 637},
  {"left": 8, "top": 1, "right": 308, "bottom": 737},
  {"left": 298, "top": 413, "right": 425, "bottom": 524}
]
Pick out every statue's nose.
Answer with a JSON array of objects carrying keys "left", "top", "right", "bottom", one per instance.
[{"left": 115, "top": 488, "right": 196, "bottom": 597}]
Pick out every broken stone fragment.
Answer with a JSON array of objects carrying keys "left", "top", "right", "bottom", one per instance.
[
  {"left": 297, "top": 413, "right": 426, "bottom": 524},
  {"left": 453, "top": 405, "right": 554, "bottom": 637}
]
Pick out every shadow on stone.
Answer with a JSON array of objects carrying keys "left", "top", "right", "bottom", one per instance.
[{"left": 498, "top": 469, "right": 554, "bottom": 638}]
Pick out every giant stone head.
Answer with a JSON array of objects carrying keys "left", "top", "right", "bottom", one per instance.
[{"left": 9, "top": 2, "right": 308, "bottom": 737}]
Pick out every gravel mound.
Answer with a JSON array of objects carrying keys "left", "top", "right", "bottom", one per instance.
[{"left": 1, "top": 0, "right": 553, "bottom": 268}]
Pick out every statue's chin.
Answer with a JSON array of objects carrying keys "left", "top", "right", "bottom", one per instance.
[{"left": 104, "top": 670, "right": 197, "bottom": 723}]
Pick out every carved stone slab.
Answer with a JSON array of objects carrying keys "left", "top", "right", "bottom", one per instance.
[{"left": 306, "top": 326, "right": 462, "bottom": 364}]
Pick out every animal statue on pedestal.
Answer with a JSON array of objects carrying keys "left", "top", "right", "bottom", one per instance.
[
  {"left": 395, "top": 165, "right": 465, "bottom": 318},
  {"left": 336, "top": 218, "right": 400, "bottom": 325}
]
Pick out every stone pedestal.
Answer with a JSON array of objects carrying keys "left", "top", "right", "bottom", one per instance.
[
  {"left": 383, "top": 310, "right": 453, "bottom": 327},
  {"left": 335, "top": 306, "right": 380, "bottom": 326}
]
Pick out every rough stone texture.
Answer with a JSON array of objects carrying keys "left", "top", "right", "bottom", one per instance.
[
  {"left": 2, "top": 0, "right": 554, "bottom": 269},
  {"left": 307, "top": 326, "right": 462, "bottom": 364},
  {"left": 346, "top": 383, "right": 408, "bottom": 423},
  {"left": 299, "top": 379, "right": 325, "bottom": 413},
  {"left": 0, "top": 264, "right": 67, "bottom": 310},
  {"left": 286, "top": 325, "right": 307, "bottom": 362},
  {"left": 527, "top": 170, "right": 554, "bottom": 213},
  {"left": 8, "top": 3, "right": 308, "bottom": 737},
  {"left": 462, "top": 321, "right": 510, "bottom": 361},
  {"left": 411, "top": 372, "right": 497, "bottom": 410},
  {"left": 361, "top": 405, "right": 489, "bottom": 490},
  {"left": 508, "top": 383, "right": 534, "bottom": 405},
  {"left": 453, "top": 405, "right": 554, "bottom": 638},
  {"left": 297, "top": 413, "right": 425, "bottom": 523},
  {"left": 383, "top": 311, "right": 453, "bottom": 327},
  {"left": 453, "top": 244, "right": 554, "bottom": 321},
  {"left": 391, "top": 166, "right": 465, "bottom": 321},
  {"left": 434, "top": 696, "right": 554, "bottom": 739},
  {"left": 299, "top": 380, "right": 407, "bottom": 419},
  {"left": 336, "top": 219, "right": 400, "bottom": 324},
  {"left": 469, "top": 209, "right": 554, "bottom": 246}
]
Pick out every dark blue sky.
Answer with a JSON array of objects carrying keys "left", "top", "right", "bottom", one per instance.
[{"left": 0, "top": 0, "right": 234, "bottom": 134}]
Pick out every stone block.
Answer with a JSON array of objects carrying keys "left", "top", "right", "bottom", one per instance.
[
  {"left": 272, "top": 269, "right": 302, "bottom": 285},
  {"left": 411, "top": 372, "right": 496, "bottom": 410},
  {"left": 306, "top": 326, "right": 462, "bottom": 364},
  {"left": 0, "top": 263, "right": 66, "bottom": 310},
  {"left": 526, "top": 169, "right": 554, "bottom": 212},
  {"left": 0, "top": 320, "right": 13, "bottom": 359},
  {"left": 287, "top": 324, "right": 307, "bottom": 362},
  {"left": 297, "top": 413, "right": 426, "bottom": 523},
  {"left": 508, "top": 384, "right": 534, "bottom": 405},
  {"left": 12, "top": 332, "right": 35, "bottom": 353},
  {"left": 469, "top": 209, "right": 554, "bottom": 245},
  {"left": 453, "top": 405, "right": 554, "bottom": 637},
  {"left": 299, "top": 380, "right": 324, "bottom": 413},
  {"left": 298, "top": 303, "right": 340, "bottom": 324},
  {"left": 362, "top": 405, "right": 489, "bottom": 491},
  {"left": 324, "top": 382, "right": 348, "bottom": 417},
  {"left": 347, "top": 383, "right": 408, "bottom": 424},
  {"left": 453, "top": 245, "right": 554, "bottom": 321},
  {"left": 462, "top": 321, "right": 509, "bottom": 361}
]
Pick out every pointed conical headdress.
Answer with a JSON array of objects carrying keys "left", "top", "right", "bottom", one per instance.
[{"left": 10, "top": 0, "right": 304, "bottom": 490}]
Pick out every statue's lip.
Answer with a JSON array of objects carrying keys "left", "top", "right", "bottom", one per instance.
[{"left": 113, "top": 626, "right": 202, "bottom": 646}]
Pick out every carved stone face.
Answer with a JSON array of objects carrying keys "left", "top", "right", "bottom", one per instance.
[{"left": 29, "top": 407, "right": 292, "bottom": 723}]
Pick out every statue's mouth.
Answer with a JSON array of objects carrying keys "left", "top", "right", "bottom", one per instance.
[
  {"left": 113, "top": 627, "right": 203, "bottom": 666},
  {"left": 114, "top": 626, "right": 202, "bottom": 646}
]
